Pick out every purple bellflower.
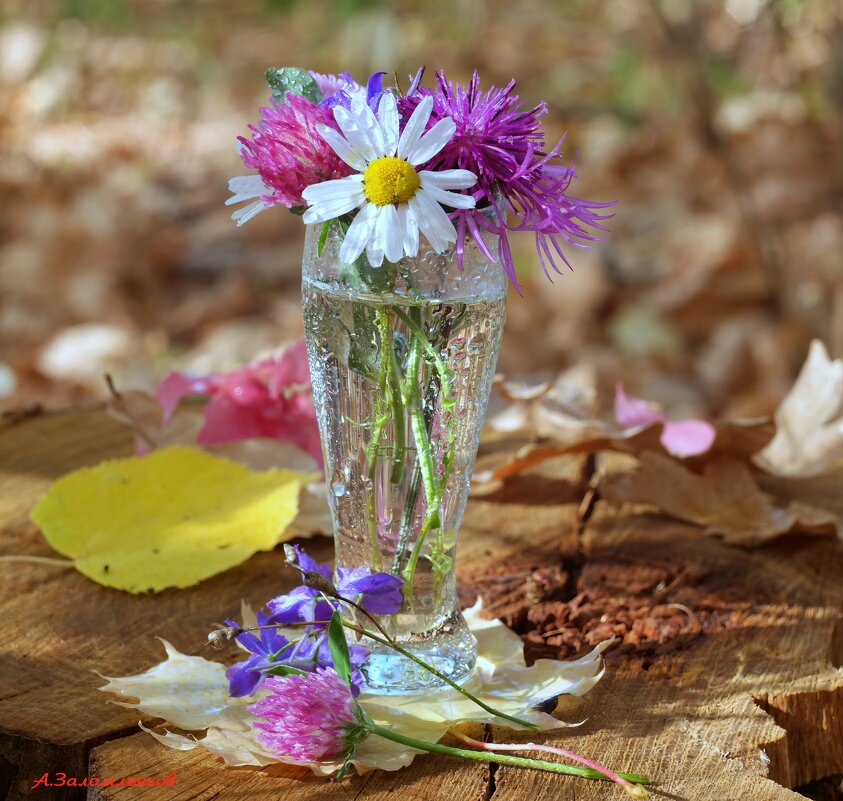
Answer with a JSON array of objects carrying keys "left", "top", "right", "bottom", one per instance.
[{"left": 226, "top": 546, "right": 404, "bottom": 698}]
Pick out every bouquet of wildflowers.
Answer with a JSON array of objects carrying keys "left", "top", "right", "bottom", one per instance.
[
  {"left": 228, "top": 67, "right": 610, "bottom": 290},
  {"left": 227, "top": 67, "right": 611, "bottom": 693}
]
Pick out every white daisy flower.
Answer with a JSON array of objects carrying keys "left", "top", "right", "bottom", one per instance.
[{"left": 301, "top": 93, "right": 478, "bottom": 267}]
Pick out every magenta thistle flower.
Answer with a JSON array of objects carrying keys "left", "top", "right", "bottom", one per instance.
[
  {"left": 399, "top": 71, "right": 613, "bottom": 292},
  {"left": 249, "top": 668, "right": 365, "bottom": 763},
  {"left": 229, "top": 94, "right": 352, "bottom": 222}
]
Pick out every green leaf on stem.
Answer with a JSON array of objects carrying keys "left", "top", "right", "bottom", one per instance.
[
  {"left": 317, "top": 220, "right": 331, "bottom": 257},
  {"left": 265, "top": 664, "right": 307, "bottom": 678},
  {"left": 265, "top": 67, "right": 321, "bottom": 104},
  {"left": 328, "top": 610, "right": 352, "bottom": 686}
]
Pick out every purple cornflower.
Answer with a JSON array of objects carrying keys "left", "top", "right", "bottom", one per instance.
[
  {"left": 236, "top": 94, "right": 351, "bottom": 210},
  {"left": 226, "top": 547, "right": 404, "bottom": 698},
  {"left": 399, "top": 70, "right": 613, "bottom": 293},
  {"left": 249, "top": 668, "right": 364, "bottom": 763}
]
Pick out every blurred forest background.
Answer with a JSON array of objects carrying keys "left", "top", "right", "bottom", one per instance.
[{"left": 1, "top": 0, "right": 841, "bottom": 420}]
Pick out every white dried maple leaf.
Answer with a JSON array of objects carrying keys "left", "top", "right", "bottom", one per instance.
[
  {"left": 99, "top": 601, "right": 608, "bottom": 776},
  {"left": 755, "top": 340, "right": 843, "bottom": 477}
]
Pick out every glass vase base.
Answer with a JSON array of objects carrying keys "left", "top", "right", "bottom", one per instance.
[{"left": 360, "top": 610, "right": 477, "bottom": 695}]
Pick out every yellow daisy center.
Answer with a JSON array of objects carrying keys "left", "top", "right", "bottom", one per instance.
[{"left": 363, "top": 157, "right": 421, "bottom": 206}]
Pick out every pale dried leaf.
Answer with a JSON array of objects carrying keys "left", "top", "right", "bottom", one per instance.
[
  {"left": 756, "top": 466, "right": 843, "bottom": 537},
  {"left": 755, "top": 340, "right": 843, "bottom": 477},
  {"left": 106, "top": 386, "right": 204, "bottom": 452},
  {"left": 101, "top": 601, "right": 609, "bottom": 775}
]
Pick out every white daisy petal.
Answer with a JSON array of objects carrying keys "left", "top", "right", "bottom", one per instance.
[
  {"left": 409, "top": 190, "right": 457, "bottom": 253},
  {"left": 333, "top": 106, "right": 379, "bottom": 163},
  {"left": 230, "top": 200, "right": 268, "bottom": 226},
  {"left": 366, "top": 207, "right": 387, "bottom": 267},
  {"left": 378, "top": 93, "right": 400, "bottom": 157},
  {"left": 418, "top": 178, "right": 477, "bottom": 209},
  {"left": 336, "top": 101, "right": 385, "bottom": 161},
  {"left": 302, "top": 175, "right": 365, "bottom": 224},
  {"left": 406, "top": 117, "right": 456, "bottom": 166},
  {"left": 397, "top": 203, "right": 419, "bottom": 258},
  {"left": 418, "top": 169, "right": 478, "bottom": 191},
  {"left": 302, "top": 173, "right": 364, "bottom": 202},
  {"left": 315, "top": 124, "right": 369, "bottom": 171},
  {"left": 380, "top": 203, "right": 404, "bottom": 264},
  {"left": 339, "top": 201, "right": 378, "bottom": 264},
  {"left": 227, "top": 175, "right": 267, "bottom": 199},
  {"left": 397, "top": 95, "right": 433, "bottom": 161}
]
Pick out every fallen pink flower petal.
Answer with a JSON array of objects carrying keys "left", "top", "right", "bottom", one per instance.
[
  {"left": 614, "top": 385, "right": 664, "bottom": 429},
  {"left": 154, "top": 340, "right": 323, "bottom": 467},
  {"left": 615, "top": 384, "right": 715, "bottom": 458}
]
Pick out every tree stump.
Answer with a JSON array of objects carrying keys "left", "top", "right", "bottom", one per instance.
[{"left": 1, "top": 408, "right": 841, "bottom": 800}]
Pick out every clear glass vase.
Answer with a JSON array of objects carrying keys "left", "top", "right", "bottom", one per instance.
[{"left": 302, "top": 218, "right": 506, "bottom": 693}]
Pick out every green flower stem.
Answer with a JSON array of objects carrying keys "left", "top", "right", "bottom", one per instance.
[
  {"left": 341, "top": 620, "right": 538, "bottom": 731},
  {"left": 400, "top": 340, "right": 442, "bottom": 596},
  {"left": 392, "top": 307, "right": 454, "bottom": 404},
  {"left": 402, "top": 513, "right": 435, "bottom": 588},
  {"left": 385, "top": 328, "right": 406, "bottom": 486},
  {"left": 361, "top": 309, "right": 398, "bottom": 572},
  {"left": 369, "top": 724, "right": 650, "bottom": 788},
  {"left": 391, "top": 460, "right": 421, "bottom": 575}
]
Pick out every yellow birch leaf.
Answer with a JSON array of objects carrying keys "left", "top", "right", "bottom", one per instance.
[{"left": 30, "top": 446, "right": 312, "bottom": 593}]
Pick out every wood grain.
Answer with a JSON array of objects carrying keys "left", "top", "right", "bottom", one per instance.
[{"left": 1, "top": 407, "right": 842, "bottom": 800}]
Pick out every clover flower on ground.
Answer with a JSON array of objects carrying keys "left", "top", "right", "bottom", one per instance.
[{"left": 249, "top": 669, "right": 362, "bottom": 763}]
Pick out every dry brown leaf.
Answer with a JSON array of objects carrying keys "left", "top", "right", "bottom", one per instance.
[
  {"left": 599, "top": 451, "right": 837, "bottom": 547},
  {"left": 106, "top": 384, "right": 204, "bottom": 451},
  {"left": 755, "top": 339, "right": 843, "bottom": 477}
]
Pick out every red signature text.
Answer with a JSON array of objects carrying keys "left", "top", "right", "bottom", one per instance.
[{"left": 31, "top": 772, "right": 177, "bottom": 789}]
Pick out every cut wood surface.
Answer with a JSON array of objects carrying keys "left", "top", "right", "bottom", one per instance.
[{"left": 1, "top": 407, "right": 842, "bottom": 800}]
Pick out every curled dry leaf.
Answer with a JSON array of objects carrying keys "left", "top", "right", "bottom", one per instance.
[
  {"left": 472, "top": 418, "right": 772, "bottom": 493},
  {"left": 755, "top": 340, "right": 843, "bottom": 477},
  {"left": 487, "top": 364, "right": 601, "bottom": 437},
  {"left": 477, "top": 369, "right": 773, "bottom": 493},
  {"left": 598, "top": 451, "right": 837, "bottom": 547}
]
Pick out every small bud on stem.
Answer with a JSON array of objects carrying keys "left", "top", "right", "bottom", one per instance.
[{"left": 207, "top": 626, "right": 241, "bottom": 649}]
